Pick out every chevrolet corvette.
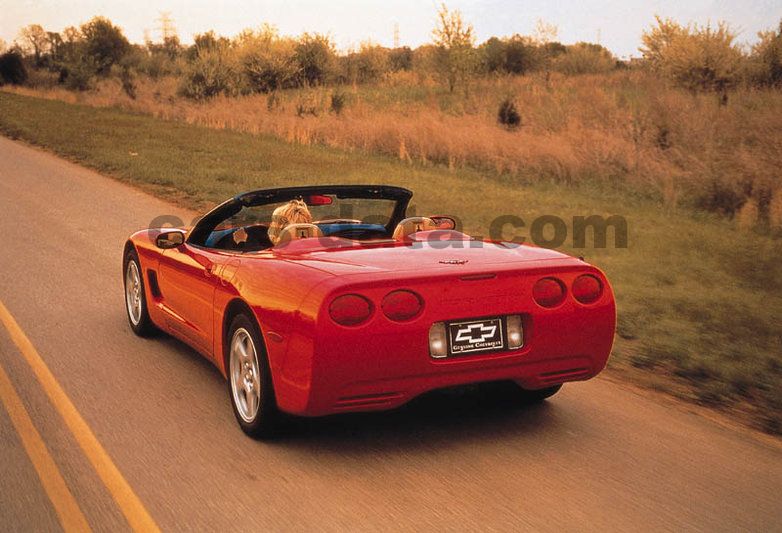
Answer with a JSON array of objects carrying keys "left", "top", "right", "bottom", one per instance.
[{"left": 123, "top": 185, "right": 616, "bottom": 437}]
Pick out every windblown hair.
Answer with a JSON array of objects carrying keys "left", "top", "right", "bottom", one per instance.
[{"left": 268, "top": 199, "right": 313, "bottom": 245}]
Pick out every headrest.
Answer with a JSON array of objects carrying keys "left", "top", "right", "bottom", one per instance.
[
  {"left": 392, "top": 217, "right": 437, "bottom": 241},
  {"left": 276, "top": 223, "right": 324, "bottom": 244}
]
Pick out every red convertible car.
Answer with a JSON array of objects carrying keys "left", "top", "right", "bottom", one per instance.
[{"left": 123, "top": 185, "right": 615, "bottom": 437}]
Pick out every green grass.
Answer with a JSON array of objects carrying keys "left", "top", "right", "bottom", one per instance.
[{"left": 1, "top": 91, "right": 780, "bottom": 434}]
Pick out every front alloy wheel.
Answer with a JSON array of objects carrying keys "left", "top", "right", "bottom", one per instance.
[{"left": 123, "top": 249, "right": 155, "bottom": 336}]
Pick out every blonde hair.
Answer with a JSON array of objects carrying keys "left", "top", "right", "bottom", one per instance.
[{"left": 268, "top": 199, "right": 312, "bottom": 244}]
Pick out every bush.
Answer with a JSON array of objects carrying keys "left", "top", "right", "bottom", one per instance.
[
  {"left": 341, "top": 44, "right": 389, "bottom": 84},
  {"left": 330, "top": 90, "right": 346, "bottom": 115},
  {"left": 641, "top": 16, "right": 743, "bottom": 92},
  {"left": 389, "top": 47, "right": 413, "bottom": 71},
  {"left": 59, "top": 57, "right": 96, "bottom": 91},
  {"left": 497, "top": 98, "right": 521, "bottom": 128},
  {"left": 119, "top": 67, "right": 137, "bottom": 99},
  {"left": 749, "top": 21, "right": 782, "bottom": 87},
  {"left": 179, "top": 48, "right": 236, "bottom": 99},
  {"left": 0, "top": 51, "right": 28, "bottom": 85},
  {"left": 554, "top": 42, "right": 616, "bottom": 75},
  {"left": 241, "top": 42, "right": 298, "bottom": 93},
  {"left": 294, "top": 33, "right": 335, "bottom": 86}
]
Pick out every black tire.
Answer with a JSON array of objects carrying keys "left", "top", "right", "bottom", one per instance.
[
  {"left": 513, "top": 383, "right": 562, "bottom": 404},
  {"left": 226, "top": 313, "right": 281, "bottom": 438},
  {"left": 123, "top": 248, "right": 157, "bottom": 337}
]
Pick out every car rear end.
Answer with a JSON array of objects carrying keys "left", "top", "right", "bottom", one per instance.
[{"left": 276, "top": 258, "right": 616, "bottom": 416}]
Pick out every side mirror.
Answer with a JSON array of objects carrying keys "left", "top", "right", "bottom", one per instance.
[
  {"left": 430, "top": 216, "right": 457, "bottom": 231},
  {"left": 155, "top": 230, "right": 185, "bottom": 249}
]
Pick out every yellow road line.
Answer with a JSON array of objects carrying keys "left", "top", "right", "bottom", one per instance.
[
  {"left": 0, "top": 299, "right": 160, "bottom": 533},
  {"left": 0, "top": 362, "right": 92, "bottom": 532}
]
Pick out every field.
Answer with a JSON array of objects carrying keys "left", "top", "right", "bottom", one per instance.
[
  {"left": 8, "top": 71, "right": 782, "bottom": 225},
  {"left": 0, "top": 90, "right": 780, "bottom": 434}
]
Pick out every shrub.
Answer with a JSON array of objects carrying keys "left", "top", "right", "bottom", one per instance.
[
  {"left": 749, "top": 21, "right": 782, "bottom": 86},
  {"left": 344, "top": 43, "right": 389, "bottom": 84},
  {"left": 179, "top": 48, "right": 236, "bottom": 99},
  {"left": 0, "top": 51, "right": 28, "bottom": 85},
  {"left": 235, "top": 26, "right": 299, "bottom": 93},
  {"left": 60, "top": 59, "right": 95, "bottom": 90},
  {"left": 554, "top": 42, "right": 616, "bottom": 75},
  {"left": 294, "top": 33, "right": 335, "bottom": 86},
  {"left": 330, "top": 90, "right": 346, "bottom": 115},
  {"left": 119, "top": 67, "right": 137, "bottom": 99},
  {"left": 388, "top": 46, "right": 413, "bottom": 71},
  {"left": 497, "top": 98, "right": 521, "bottom": 128},
  {"left": 641, "top": 16, "right": 743, "bottom": 93}
]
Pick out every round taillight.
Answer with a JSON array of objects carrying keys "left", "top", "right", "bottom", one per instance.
[
  {"left": 572, "top": 274, "right": 603, "bottom": 304},
  {"left": 533, "top": 277, "right": 566, "bottom": 308},
  {"left": 329, "top": 294, "right": 373, "bottom": 326},
  {"left": 382, "top": 290, "right": 423, "bottom": 321}
]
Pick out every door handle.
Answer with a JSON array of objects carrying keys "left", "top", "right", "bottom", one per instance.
[{"left": 204, "top": 263, "right": 215, "bottom": 277}]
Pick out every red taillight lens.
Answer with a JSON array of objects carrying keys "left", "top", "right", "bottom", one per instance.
[
  {"left": 382, "top": 290, "right": 423, "bottom": 321},
  {"left": 533, "top": 277, "right": 566, "bottom": 308},
  {"left": 572, "top": 274, "right": 603, "bottom": 304},
  {"left": 329, "top": 294, "right": 373, "bottom": 326}
]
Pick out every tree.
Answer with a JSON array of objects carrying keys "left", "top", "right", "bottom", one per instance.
[
  {"left": 505, "top": 35, "right": 536, "bottom": 74},
  {"left": 236, "top": 25, "right": 299, "bottom": 93},
  {"left": 432, "top": 3, "right": 476, "bottom": 93},
  {"left": 479, "top": 37, "right": 505, "bottom": 74},
  {"left": 641, "top": 16, "right": 743, "bottom": 94},
  {"left": 80, "top": 17, "right": 130, "bottom": 75},
  {"left": 294, "top": 33, "right": 335, "bottom": 86},
  {"left": 532, "top": 19, "right": 559, "bottom": 82},
  {"left": 18, "top": 24, "right": 49, "bottom": 66},
  {"left": 750, "top": 20, "right": 782, "bottom": 86},
  {"left": 346, "top": 42, "right": 389, "bottom": 83}
]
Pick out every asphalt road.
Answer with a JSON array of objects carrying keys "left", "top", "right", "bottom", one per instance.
[{"left": 0, "top": 136, "right": 780, "bottom": 532}]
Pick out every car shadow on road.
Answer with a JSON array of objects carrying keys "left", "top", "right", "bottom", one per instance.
[
  {"left": 121, "top": 319, "right": 569, "bottom": 453},
  {"left": 271, "top": 382, "right": 567, "bottom": 454}
]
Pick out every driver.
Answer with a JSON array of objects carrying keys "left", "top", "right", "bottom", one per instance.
[{"left": 267, "top": 199, "right": 313, "bottom": 245}]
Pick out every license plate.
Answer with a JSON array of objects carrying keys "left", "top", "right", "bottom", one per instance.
[{"left": 447, "top": 317, "right": 505, "bottom": 355}]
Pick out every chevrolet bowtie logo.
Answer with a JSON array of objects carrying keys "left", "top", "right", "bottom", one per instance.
[{"left": 454, "top": 323, "right": 497, "bottom": 344}]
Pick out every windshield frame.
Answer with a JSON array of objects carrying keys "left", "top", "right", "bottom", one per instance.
[{"left": 187, "top": 185, "right": 413, "bottom": 248}]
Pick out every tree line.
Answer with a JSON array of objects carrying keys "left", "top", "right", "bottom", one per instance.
[{"left": 1, "top": 5, "right": 781, "bottom": 99}]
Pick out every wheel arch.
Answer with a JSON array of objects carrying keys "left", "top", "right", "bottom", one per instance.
[
  {"left": 221, "top": 298, "right": 268, "bottom": 377},
  {"left": 122, "top": 239, "right": 136, "bottom": 267}
]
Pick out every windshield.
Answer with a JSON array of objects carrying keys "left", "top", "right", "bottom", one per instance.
[
  {"left": 187, "top": 186, "right": 412, "bottom": 252},
  {"left": 214, "top": 196, "right": 397, "bottom": 231}
]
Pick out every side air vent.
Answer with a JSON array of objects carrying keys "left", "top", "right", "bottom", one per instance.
[{"left": 147, "top": 270, "right": 162, "bottom": 298}]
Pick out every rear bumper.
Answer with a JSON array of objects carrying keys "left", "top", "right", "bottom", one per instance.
[
  {"left": 326, "top": 354, "right": 598, "bottom": 414},
  {"left": 271, "top": 308, "right": 614, "bottom": 417},
  {"left": 267, "top": 265, "right": 616, "bottom": 416}
]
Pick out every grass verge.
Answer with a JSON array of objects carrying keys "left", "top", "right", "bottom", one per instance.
[{"left": 1, "top": 91, "right": 780, "bottom": 434}]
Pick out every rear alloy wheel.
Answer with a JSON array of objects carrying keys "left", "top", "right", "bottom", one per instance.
[
  {"left": 227, "top": 314, "right": 280, "bottom": 438},
  {"left": 124, "top": 249, "right": 156, "bottom": 336},
  {"left": 513, "top": 383, "right": 562, "bottom": 404}
]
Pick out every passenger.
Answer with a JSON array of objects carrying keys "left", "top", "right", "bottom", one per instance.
[{"left": 267, "top": 199, "right": 313, "bottom": 245}]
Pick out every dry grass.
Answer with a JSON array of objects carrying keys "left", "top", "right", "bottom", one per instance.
[{"left": 6, "top": 71, "right": 782, "bottom": 221}]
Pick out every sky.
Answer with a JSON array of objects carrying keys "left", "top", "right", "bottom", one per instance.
[{"left": 1, "top": 0, "right": 780, "bottom": 58}]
